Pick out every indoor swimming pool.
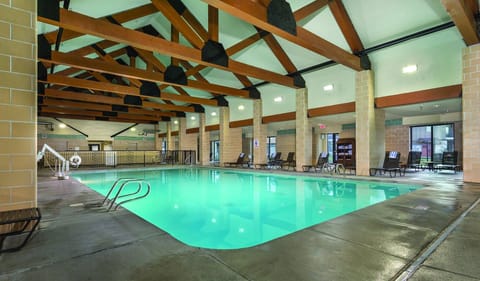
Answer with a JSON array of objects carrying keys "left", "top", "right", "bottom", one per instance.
[{"left": 72, "top": 168, "right": 421, "bottom": 249}]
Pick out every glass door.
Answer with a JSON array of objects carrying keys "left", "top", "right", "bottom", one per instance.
[
  {"left": 410, "top": 124, "right": 454, "bottom": 162},
  {"left": 327, "top": 133, "right": 339, "bottom": 163},
  {"left": 210, "top": 140, "right": 219, "bottom": 163}
]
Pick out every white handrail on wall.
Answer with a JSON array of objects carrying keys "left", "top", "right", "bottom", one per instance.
[{"left": 37, "top": 144, "right": 70, "bottom": 180}]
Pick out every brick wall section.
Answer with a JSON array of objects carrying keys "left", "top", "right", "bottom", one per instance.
[
  {"left": 0, "top": 1, "right": 37, "bottom": 211},
  {"left": 385, "top": 125, "right": 410, "bottom": 163},
  {"left": 276, "top": 133, "right": 295, "bottom": 159},
  {"left": 295, "top": 88, "right": 312, "bottom": 171},
  {"left": 178, "top": 117, "right": 197, "bottom": 151},
  {"left": 253, "top": 100, "right": 267, "bottom": 164},
  {"left": 219, "top": 107, "right": 242, "bottom": 165}
]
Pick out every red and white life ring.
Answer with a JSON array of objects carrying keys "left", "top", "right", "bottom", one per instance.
[{"left": 69, "top": 155, "right": 82, "bottom": 168}]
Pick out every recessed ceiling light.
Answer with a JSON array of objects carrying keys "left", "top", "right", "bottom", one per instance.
[
  {"left": 402, "top": 64, "right": 417, "bottom": 74},
  {"left": 190, "top": 116, "right": 196, "bottom": 120},
  {"left": 211, "top": 112, "right": 217, "bottom": 116},
  {"left": 173, "top": 120, "right": 178, "bottom": 124},
  {"left": 58, "top": 123, "right": 66, "bottom": 129},
  {"left": 274, "top": 96, "right": 283, "bottom": 102},
  {"left": 238, "top": 105, "right": 245, "bottom": 111},
  {"left": 323, "top": 84, "right": 334, "bottom": 91},
  {"left": 130, "top": 127, "right": 136, "bottom": 132}
]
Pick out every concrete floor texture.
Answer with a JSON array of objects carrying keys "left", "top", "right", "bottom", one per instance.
[{"left": 1, "top": 167, "right": 480, "bottom": 281}]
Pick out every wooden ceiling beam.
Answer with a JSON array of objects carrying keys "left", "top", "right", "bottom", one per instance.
[
  {"left": 39, "top": 112, "right": 157, "bottom": 124},
  {"left": 202, "top": 0, "right": 362, "bottom": 71},
  {"left": 41, "top": 97, "right": 178, "bottom": 117},
  {"left": 44, "top": 88, "right": 199, "bottom": 112},
  {"left": 38, "top": 9, "right": 299, "bottom": 88},
  {"left": 208, "top": 6, "right": 219, "bottom": 41},
  {"left": 151, "top": 0, "right": 204, "bottom": 49},
  {"left": 294, "top": 0, "right": 329, "bottom": 22},
  {"left": 43, "top": 4, "right": 158, "bottom": 44},
  {"left": 442, "top": 0, "right": 480, "bottom": 45},
  {"left": 260, "top": 30, "right": 298, "bottom": 73},
  {"left": 40, "top": 51, "right": 251, "bottom": 98},
  {"left": 328, "top": 0, "right": 364, "bottom": 53},
  {"left": 40, "top": 106, "right": 167, "bottom": 122}
]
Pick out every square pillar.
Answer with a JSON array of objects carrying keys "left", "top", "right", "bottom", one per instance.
[
  {"left": 219, "top": 107, "right": 242, "bottom": 165},
  {"left": 295, "top": 88, "right": 312, "bottom": 171},
  {"left": 0, "top": 2, "right": 37, "bottom": 211},
  {"left": 154, "top": 124, "right": 162, "bottom": 150},
  {"left": 199, "top": 113, "right": 210, "bottom": 165},
  {"left": 166, "top": 122, "right": 174, "bottom": 150},
  {"left": 253, "top": 99, "right": 267, "bottom": 165},
  {"left": 355, "top": 70, "right": 384, "bottom": 175},
  {"left": 462, "top": 45, "right": 480, "bottom": 183},
  {"left": 178, "top": 117, "right": 196, "bottom": 151}
]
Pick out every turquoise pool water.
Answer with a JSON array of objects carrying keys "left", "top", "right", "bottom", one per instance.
[{"left": 72, "top": 168, "right": 420, "bottom": 249}]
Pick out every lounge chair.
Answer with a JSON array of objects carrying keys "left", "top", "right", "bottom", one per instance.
[
  {"left": 280, "top": 152, "right": 295, "bottom": 170},
  {"left": 268, "top": 152, "right": 282, "bottom": 169},
  {"left": 302, "top": 152, "right": 329, "bottom": 172},
  {"left": 435, "top": 151, "right": 460, "bottom": 173},
  {"left": 224, "top": 152, "right": 246, "bottom": 167},
  {"left": 406, "top": 151, "right": 422, "bottom": 172},
  {"left": 370, "top": 151, "right": 404, "bottom": 177}
]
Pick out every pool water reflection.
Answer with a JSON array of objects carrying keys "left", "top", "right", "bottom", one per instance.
[{"left": 72, "top": 168, "right": 420, "bottom": 249}]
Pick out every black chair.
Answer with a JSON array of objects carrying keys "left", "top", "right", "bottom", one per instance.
[
  {"left": 224, "top": 152, "right": 246, "bottom": 167},
  {"left": 268, "top": 152, "right": 282, "bottom": 169},
  {"left": 370, "top": 151, "right": 403, "bottom": 177},
  {"left": 406, "top": 151, "right": 422, "bottom": 171},
  {"left": 302, "top": 152, "right": 329, "bottom": 172},
  {"left": 435, "top": 151, "right": 460, "bottom": 173},
  {"left": 280, "top": 152, "right": 295, "bottom": 170}
]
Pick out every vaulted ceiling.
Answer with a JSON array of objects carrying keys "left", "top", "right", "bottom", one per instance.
[{"left": 36, "top": 0, "right": 478, "bottom": 137}]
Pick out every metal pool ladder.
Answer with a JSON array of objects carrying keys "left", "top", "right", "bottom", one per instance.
[{"left": 102, "top": 178, "right": 151, "bottom": 211}]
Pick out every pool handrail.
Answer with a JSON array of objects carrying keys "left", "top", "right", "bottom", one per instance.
[
  {"left": 108, "top": 180, "right": 151, "bottom": 211},
  {"left": 102, "top": 178, "right": 151, "bottom": 211}
]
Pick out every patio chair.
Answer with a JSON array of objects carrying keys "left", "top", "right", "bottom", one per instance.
[
  {"left": 224, "top": 152, "right": 246, "bottom": 167},
  {"left": 435, "top": 151, "right": 460, "bottom": 173},
  {"left": 302, "top": 152, "right": 329, "bottom": 172},
  {"left": 406, "top": 151, "right": 422, "bottom": 172},
  {"left": 369, "top": 151, "right": 404, "bottom": 177},
  {"left": 280, "top": 152, "right": 295, "bottom": 170},
  {"left": 267, "top": 152, "right": 282, "bottom": 169}
]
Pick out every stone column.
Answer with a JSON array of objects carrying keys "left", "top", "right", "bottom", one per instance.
[
  {"left": 462, "top": 45, "right": 480, "bottom": 183},
  {"left": 199, "top": 113, "right": 210, "bottom": 165},
  {"left": 154, "top": 124, "right": 162, "bottom": 150},
  {"left": 355, "top": 70, "right": 384, "bottom": 175},
  {"left": 253, "top": 99, "right": 267, "bottom": 165},
  {"left": 219, "top": 107, "right": 242, "bottom": 165},
  {"left": 0, "top": 2, "right": 37, "bottom": 211},
  {"left": 166, "top": 122, "right": 174, "bottom": 150},
  {"left": 178, "top": 117, "right": 196, "bottom": 151},
  {"left": 295, "top": 88, "right": 312, "bottom": 171}
]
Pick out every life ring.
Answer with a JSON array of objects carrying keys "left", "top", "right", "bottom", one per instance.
[{"left": 70, "top": 155, "right": 82, "bottom": 168}]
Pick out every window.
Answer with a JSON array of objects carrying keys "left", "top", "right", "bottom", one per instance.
[
  {"left": 410, "top": 124, "right": 454, "bottom": 162},
  {"left": 326, "top": 133, "right": 339, "bottom": 163},
  {"left": 267, "top": 136, "right": 276, "bottom": 159},
  {"left": 210, "top": 140, "right": 219, "bottom": 162}
]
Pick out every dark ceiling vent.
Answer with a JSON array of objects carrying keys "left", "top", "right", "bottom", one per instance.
[
  {"left": 167, "top": 0, "right": 187, "bottom": 15},
  {"left": 360, "top": 54, "right": 371, "bottom": 70},
  {"left": 38, "top": 62, "right": 47, "bottom": 81},
  {"left": 112, "top": 105, "right": 129, "bottom": 112},
  {"left": 267, "top": 0, "right": 297, "bottom": 36},
  {"left": 161, "top": 117, "right": 171, "bottom": 122},
  {"left": 38, "top": 34, "right": 51, "bottom": 60},
  {"left": 192, "top": 104, "right": 205, "bottom": 113},
  {"left": 164, "top": 65, "right": 187, "bottom": 85},
  {"left": 103, "top": 111, "right": 118, "bottom": 117},
  {"left": 212, "top": 95, "right": 228, "bottom": 107},
  {"left": 249, "top": 88, "right": 261, "bottom": 99},
  {"left": 175, "top": 111, "right": 186, "bottom": 118},
  {"left": 126, "top": 46, "right": 138, "bottom": 57},
  {"left": 38, "top": 0, "right": 59, "bottom": 21},
  {"left": 124, "top": 95, "right": 142, "bottom": 106},
  {"left": 142, "top": 25, "right": 160, "bottom": 37},
  {"left": 202, "top": 40, "right": 228, "bottom": 67},
  {"left": 140, "top": 81, "right": 160, "bottom": 97},
  {"left": 291, "top": 73, "right": 306, "bottom": 88}
]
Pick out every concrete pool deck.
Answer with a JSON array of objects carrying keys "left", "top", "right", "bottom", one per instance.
[{"left": 1, "top": 167, "right": 480, "bottom": 280}]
